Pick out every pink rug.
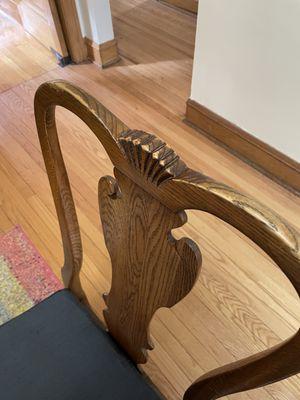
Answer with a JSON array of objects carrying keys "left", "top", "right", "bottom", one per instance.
[{"left": 0, "top": 225, "right": 63, "bottom": 325}]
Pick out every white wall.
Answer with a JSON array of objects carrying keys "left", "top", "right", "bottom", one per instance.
[
  {"left": 191, "top": 0, "right": 300, "bottom": 162},
  {"left": 75, "top": 0, "right": 114, "bottom": 45}
]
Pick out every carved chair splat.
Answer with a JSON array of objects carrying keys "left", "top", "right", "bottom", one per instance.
[{"left": 34, "top": 80, "right": 300, "bottom": 400}]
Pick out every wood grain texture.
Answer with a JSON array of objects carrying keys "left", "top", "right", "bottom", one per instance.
[
  {"left": 184, "top": 332, "right": 300, "bottom": 399},
  {"left": 0, "top": 14, "right": 57, "bottom": 92},
  {"left": 85, "top": 38, "right": 120, "bottom": 68},
  {"left": 34, "top": 79, "right": 127, "bottom": 299},
  {"left": 110, "top": 0, "right": 196, "bottom": 64},
  {"left": 164, "top": 170, "right": 300, "bottom": 399},
  {"left": 46, "top": 0, "right": 69, "bottom": 57},
  {"left": 119, "top": 130, "right": 187, "bottom": 185},
  {"left": 159, "top": 0, "right": 198, "bottom": 13},
  {"left": 0, "top": 0, "right": 22, "bottom": 25},
  {"left": 18, "top": 0, "right": 68, "bottom": 57},
  {"left": 55, "top": 0, "right": 87, "bottom": 63},
  {"left": 100, "top": 166, "right": 200, "bottom": 363},
  {"left": 2, "top": 2, "right": 300, "bottom": 398},
  {"left": 186, "top": 98, "right": 300, "bottom": 194},
  {"left": 34, "top": 79, "right": 300, "bottom": 398}
]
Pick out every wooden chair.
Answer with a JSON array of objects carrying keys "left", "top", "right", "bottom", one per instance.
[{"left": 1, "top": 80, "right": 299, "bottom": 399}]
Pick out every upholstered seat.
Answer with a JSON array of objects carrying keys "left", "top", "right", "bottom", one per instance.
[{"left": 0, "top": 290, "right": 162, "bottom": 400}]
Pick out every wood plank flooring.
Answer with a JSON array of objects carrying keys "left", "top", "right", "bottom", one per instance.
[
  {"left": 0, "top": 13, "right": 57, "bottom": 93},
  {"left": 1, "top": 1, "right": 300, "bottom": 398}
]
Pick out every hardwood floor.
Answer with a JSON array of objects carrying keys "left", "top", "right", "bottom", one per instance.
[
  {"left": 0, "top": 12, "right": 57, "bottom": 93},
  {"left": 1, "top": 1, "right": 300, "bottom": 399},
  {"left": 110, "top": 0, "right": 196, "bottom": 63}
]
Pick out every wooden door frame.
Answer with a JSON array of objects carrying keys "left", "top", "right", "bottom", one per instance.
[
  {"left": 54, "top": 0, "right": 87, "bottom": 63},
  {"left": 0, "top": 0, "right": 87, "bottom": 64}
]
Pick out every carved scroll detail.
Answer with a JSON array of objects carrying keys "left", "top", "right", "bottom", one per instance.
[
  {"left": 99, "top": 169, "right": 201, "bottom": 364},
  {"left": 119, "top": 130, "right": 187, "bottom": 186}
]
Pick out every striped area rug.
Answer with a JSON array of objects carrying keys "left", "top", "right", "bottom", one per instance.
[{"left": 0, "top": 225, "right": 63, "bottom": 325}]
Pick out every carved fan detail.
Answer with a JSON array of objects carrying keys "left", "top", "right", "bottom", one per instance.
[{"left": 119, "top": 130, "right": 187, "bottom": 185}]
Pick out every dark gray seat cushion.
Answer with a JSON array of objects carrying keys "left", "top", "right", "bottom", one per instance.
[{"left": 0, "top": 290, "right": 162, "bottom": 400}]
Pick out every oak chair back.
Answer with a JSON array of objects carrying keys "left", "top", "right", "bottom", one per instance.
[{"left": 35, "top": 80, "right": 300, "bottom": 400}]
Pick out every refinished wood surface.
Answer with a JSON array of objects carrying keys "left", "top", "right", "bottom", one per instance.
[
  {"left": 55, "top": 0, "right": 87, "bottom": 63},
  {"left": 159, "top": 0, "right": 198, "bottom": 14},
  {"left": 34, "top": 79, "right": 300, "bottom": 399},
  {"left": 85, "top": 38, "right": 120, "bottom": 68},
  {"left": 0, "top": 0, "right": 22, "bottom": 25},
  {"left": 0, "top": 14, "right": 57, "bottom": 92},
  {"left": 100, "top": 168, "right": 201, "bottom": 364},
  {"left": 18, "top": 0, "right": 68, "bottom": 57},
  {"left": 1, "top": 1, "right": 300, "bottom": 398}
]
